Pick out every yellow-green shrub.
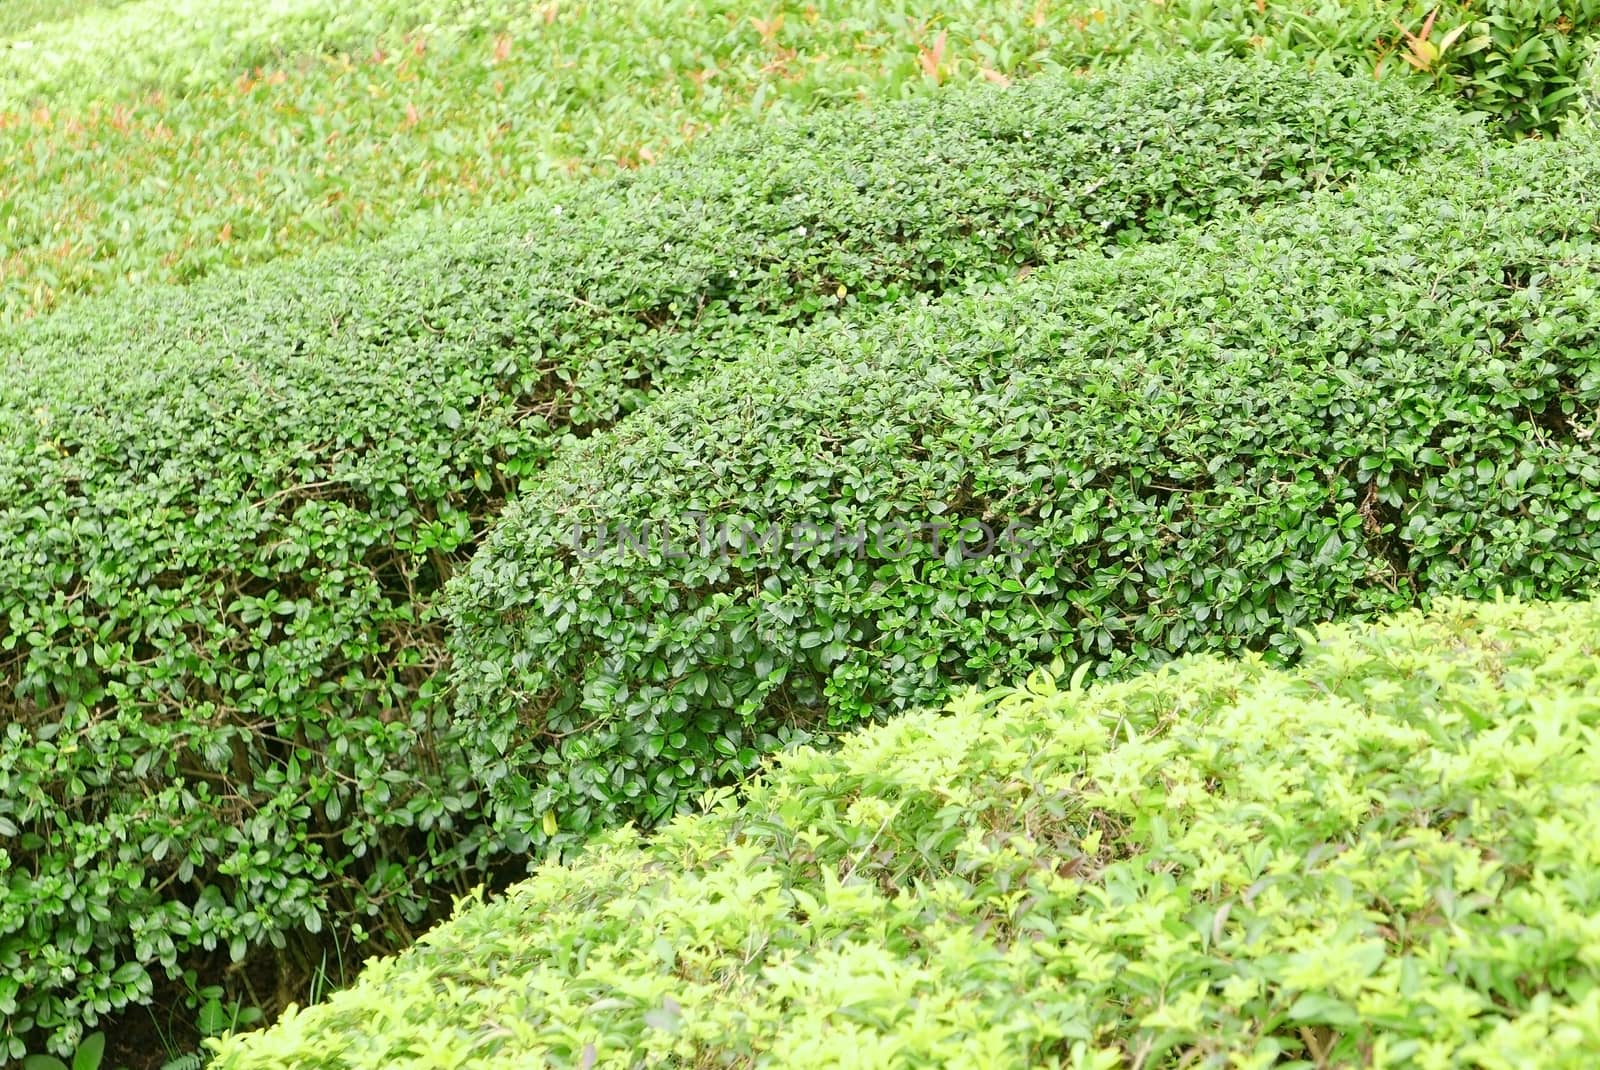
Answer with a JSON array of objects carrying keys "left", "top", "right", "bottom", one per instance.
[{"left": 214, "top": 597, "right": 1600, "bottom": 1069}]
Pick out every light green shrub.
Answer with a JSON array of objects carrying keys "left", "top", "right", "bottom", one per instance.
[{"left": 213, "top": 597, "right": 1600, "bottom": 1069}]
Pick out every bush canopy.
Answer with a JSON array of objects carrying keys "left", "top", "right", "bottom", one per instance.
[
  {"left": 448, "top": 132, "right": 1600, "bottom": 847},
  {"left": 217, "top": 597, "right": 1600, "bottom": 1070}
]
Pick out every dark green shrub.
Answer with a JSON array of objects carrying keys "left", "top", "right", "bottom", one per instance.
[
  {"left": 1131, "top": 0, "right": 1600, "bottom": 136},
  {"left": 215, "top": 597, "right": 1600, "bottom": 1069},
  {"left": 1431, "top": 0, "right": 1600, "bottom": 135},
  {"left": 0, "top": 59, "right": 1466, "bottom": 1058},
  {"left": 448, "top": 132, "right": 1600, "bottom": 846}
]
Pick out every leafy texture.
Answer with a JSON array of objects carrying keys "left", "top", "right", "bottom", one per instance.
[
  {"left": 0, "top": 59, "right": 1458, "bottom": 1059},
  {"left": 0, "top": 0, "right": 1093, "bottom": 322},
  {"left": 2, "top": 0, "right": 1596, "bottom": 321},
  {"left": 215, "top": 597, "right": 1600, "bottom": 1070},
  {"left": 449, "top": 130, "right": 1600, "bottom": 847},
  {"left": 0, "top": 0, "right": 124, "bottom": 39}
]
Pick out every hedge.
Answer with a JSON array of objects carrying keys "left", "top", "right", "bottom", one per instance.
[
  {"left": 0, "top": 59, "right": 1465, "bottom": 1059},
  {"left": 448, "top": 130, "right": 1600, "bottom": 847},
  {"left": 215, "top": 597, "right": 1600, "bottom": 1070}
]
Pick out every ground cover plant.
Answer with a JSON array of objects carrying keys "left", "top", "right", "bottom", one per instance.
[
  {"left": 2, "top": 0, "right": 1595, "bottom": 323},
  {"left": 448, "top": 128, "right": 1600, "bottom": 850},
  {"left": 0, "top": 58, "right": 1460, "bottom": 1061},
  {"left": 0, "top": 0, "right": 127, "bottom": 39},
  {"left": 0, "top": 0, "right": 475, "bottom": 99},
  {"left": 0, "top": 0, "right": 1099, "bottom": 324},
  {"left": 5, "top": 0, "right": 1593, "bottom": 115},
  {"left": 212, "top": 596, "right": 1600, "bottom": 1069}
]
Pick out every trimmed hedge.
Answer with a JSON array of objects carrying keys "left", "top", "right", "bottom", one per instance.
[
  {"left": 449, "top": 131, "right": 1600, "bottom": 846},
  {"left": 215, "top": 597, "right": 1600, "bottom": 1070},
  {"left": 0, "top": 59, "right": 1464, "bottom": 1058}
]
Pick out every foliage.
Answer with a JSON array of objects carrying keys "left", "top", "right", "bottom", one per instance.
[
  {"left": 0, "top": 58, "right": 1456, "bottom": 1060},
  {"left": 1128, "top": 0, "right": 1600, "bottom": 137},
  {"left": 448, "top": 128, "right": 1600, "bottom": 848},
  {"left": 1417, "top": 0, "right": 1600, "bottom": 136},
  {"left": 0, "top": 0, "right": 470, "bottom": 100},
  {"left": 21, "top": 1030, "right": 104, "bottom": 1070},
  {"left": 214, "top": 597, "right": 1600, "bottom": 1069},
  {"left": 0, "top": 0, "right": 1101, "bottom": 323},
  {"left": 2, "top": 0, "right": 1596, "bottom": 323},
  {"left": 0, "top": 0, "right": 124, "bottom": 39}
]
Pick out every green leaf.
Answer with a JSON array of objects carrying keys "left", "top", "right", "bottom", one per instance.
[{"left": 71, "top": 1033, "right": 105, "bottom": 1070}]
